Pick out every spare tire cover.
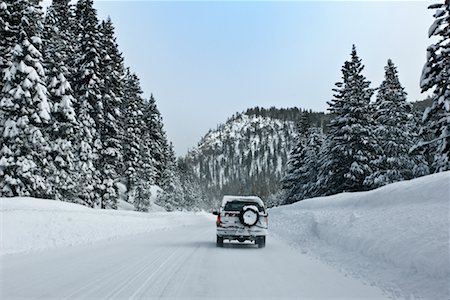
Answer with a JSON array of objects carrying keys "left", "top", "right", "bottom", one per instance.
[{"left": 239, "top": 206, "right": 259, "bottom": 227}]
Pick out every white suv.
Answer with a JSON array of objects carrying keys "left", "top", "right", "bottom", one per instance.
[{"left": 213, "top": 195, "right": 268, "bottom": 248}]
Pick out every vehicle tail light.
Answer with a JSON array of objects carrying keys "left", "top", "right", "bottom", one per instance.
[{"left": 217, "top": 214, "right": 221, "bottom": 226}]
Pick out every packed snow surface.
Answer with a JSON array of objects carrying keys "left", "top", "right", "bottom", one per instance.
[
  {"left": 0, "top": 197, "right": 207, "bottom": 255},
  {"left": 270, "top": 171, "right": 450, "bottom": 300},
  {"left": 1, "top": 214, "right": 387, "bottom": 299}
]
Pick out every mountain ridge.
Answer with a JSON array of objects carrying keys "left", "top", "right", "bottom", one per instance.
[{"left": 183, "top": 100, "right": 431, "bottom": 206}]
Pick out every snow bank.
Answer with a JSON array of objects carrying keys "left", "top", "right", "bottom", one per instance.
[
  {"left": 0, "top": 197, "right": 210, "bottom": 256},
  {"left": 269, "top": 172, "right": 450, "bottom": 300}
]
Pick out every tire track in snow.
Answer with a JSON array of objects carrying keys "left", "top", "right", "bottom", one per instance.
[
  {"left": 62, "top": 247, "right": 163, "bottom": 299},
  {"left": 129, "top": 228, "right": 209, "bottom": 299},
  {"left": 61, "top": 225, "right": 209, "bottom": 299},
  {"left": 152, "top": 230, "right": 208, "bottom": 299},
  {"left": 107, "top": 249, "right": 176, "bottom": 299}
]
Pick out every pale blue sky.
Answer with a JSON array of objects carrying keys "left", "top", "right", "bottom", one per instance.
[{"left": 46, "top": 1, "right": 434, "bottom": 155}]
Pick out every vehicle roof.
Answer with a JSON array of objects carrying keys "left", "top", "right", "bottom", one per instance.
[{"left": 221, "top": 195, "right": 264, "bottom": 207}]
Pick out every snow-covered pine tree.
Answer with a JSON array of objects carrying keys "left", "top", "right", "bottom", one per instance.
[
  {"left": 366, "top": 59, "right": 429, "bottom": 187},
  {"left": 157, "top": 173, "right": 183, "bottom": 211},
  {"left": 417, "top": 1, "right": 450, "bottom": 172},
  {"left": 63, "top": 0, "right": 78, "bottom": 86},
  {"left": 301, "top": 127, "right": 324, "bottom": 199},
  {"left": 134, "top": 97, "right": 159, "bottom": 212},
  {"left": 134, "top": 180, "right": 152, "bottom": 212},
  {"left": 408, "top": 108, "right": 431, "bottom": 177},
  {"left": 0, "top": 0, "right": 53, "bottom": 197},
  {"left": 280, "top": 110, "right": 325, "bottom": 204},
  {"left": 0, "top": 0, "right": 28, "bottom": 85},
  {"left": 177, "top": 157, "right": 207, "bottom": 210},
  {"left": 121, "top": 69, "right": 144, "bottom": 205},
  {"left": 157, "top": 142, "right": 183, "bottom": 211},
  {"left": 318, "top": 45, "right": 378, "bottom": 195},
  {"left": 43, "top": 0, "right": 74, "bottom": 58},
  {"left": 97, "top": 18, "right": 125, "bottom": 209},
  {"left": 43, "top": 0, "right": 76, "bottom": 77},
  {"left": 157, "top": 123, "right": 182, "bottom": 204},
  {"left": 1, "top": 0, "right": 24, "bottom": 136},
  {"left": 145, "top": 94, "right": 167, "bottom": 186},
  {"left": 42, "top": 0, "right": 79, "bottom": 202},
  {"left": 1, "top": 0, "right": 12, "bottom": 93},
  {"left": 280, "top": 113, "right": 310, "bottom": 204},
  {"left": 0, "top": 0, "right": 10, "bottom": 138},
  {"left": 413, "top": 105, "right": 435, "bottom": 167},
  {"left": 72, "top": 0, "right": 104, "bottom": 207}
]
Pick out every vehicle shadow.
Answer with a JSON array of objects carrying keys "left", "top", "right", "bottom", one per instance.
[
  {"left": 222, "top": 242, "right": 259, "bottom": 249},
  {"left": 167, "top": 240, "right": 259, "bottom": 249},
  {"left": 166, "top": 240, "right": 217, "bottom": 249}
]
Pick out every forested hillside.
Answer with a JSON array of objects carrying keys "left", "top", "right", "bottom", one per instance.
[
  {"left": 182, "top": 108, "right": 321, "bottom": 206},
  {"left": 0, "top": 0, "right": 183, "bottom": 211},
  {"left": 183, "top": 87, "right": 437, "bottom": 208}
]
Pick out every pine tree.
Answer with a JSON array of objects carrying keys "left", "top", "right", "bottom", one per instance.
[
  {"left": 97, "top": 18, "right": 125, "bottom": 209},
  {"left": 281, "top": 114, "right": 325, "bottom": 203},
  {"left": 157, "top": 142, "right": 183, "bottom": 210},
  {"left": 72, "top": 0, "right": 104, "bottom": 207},
  {"left": 318, "top": 45, "right": 378, "bottom": 195},
  {"left": 43, "top": 0, "right": 74, "bottom": 55},
  {"left": 160, "top": 142, "right": 178, "bottom": 191},
  {"left": 0, "top": 0, "right": 26, "bottom": 89},
  {"left": 417, "top": 1, "right": 450, "bottom": 172},
  {"left": 157, "top": 173, "right": 183, "bottom": 211},
  {"left": 366, "top": 60, "right": 429, "bottom": 187},
  {"left": 64, "top": 0, "right": 78, "bottom": 85},
  {"left": 0, "top": 0, "right": 52, "bottom": 197},
  {"left": 1, "top": 0, "right": 23, "bottom": 134},
  {"left": 134, "top": 97, "right": 160, "bottom": 212},
  {"left": 301, "top": 127, "right": 324, "bottom": 199},
  {"left": 43, "top": 0, "right": 79, "bottom": 202},
  {"left": 43, "top": 0, "right": 75, "bottom": 75},
  {"left": 1, "top": 1, "right": 12, "bottom": 93},
  {"left": 134, "top": 180, "right": 152, "bottom": 212},
  {"left": 0, "top": 0, "right": 10, "bottom": 137},
  {"left": 280, "top": 113, "right": 310, "bottom": 204},
  {"left": 408, "top": 107, "right": 431, "bottom": 177},
  {"left": 122, "top": 69, "right": 144, "bottom": 204},
  {"left": 145, "top": 94, "right": 167, "bottom": 185},
  {"left": 177, "top": 157, "right": 207, "bottom": 210}
]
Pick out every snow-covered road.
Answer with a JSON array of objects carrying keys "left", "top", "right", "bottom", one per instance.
[{"left": 1, "top": 217, "right": 388, "bottom": 299}]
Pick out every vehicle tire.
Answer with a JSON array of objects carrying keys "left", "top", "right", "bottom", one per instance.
[
  {"left": 216, "top": 236, "right": 224, "bottom": 247},
  {"left": 239, "top": 207, "right": 259, "bottom": 227},
  {"left": 257, "top": 236, "right": 266, "bottom": 248}
]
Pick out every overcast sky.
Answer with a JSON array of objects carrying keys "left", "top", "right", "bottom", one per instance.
[{"left": 53, "top": 1, "right": 434, "bottom": 156}]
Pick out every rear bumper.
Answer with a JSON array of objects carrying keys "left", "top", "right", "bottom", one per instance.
[{"left": 217, "top": 226, "right": 267, "bottom": 240}]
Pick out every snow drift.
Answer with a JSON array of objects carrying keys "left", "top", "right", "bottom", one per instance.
[
  {"left": 0, "top": 197, "right": 209, "bottom": 256},
  {"left": 270, "top": 171, "right": 450, "bottom": 300}
]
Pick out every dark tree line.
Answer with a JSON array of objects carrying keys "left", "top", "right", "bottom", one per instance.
[
  {"left": 0, "top": 0, "right": 180, "bottom": 211},
  {"left": 243, "top": 107, "right": 330, "bottom": 132}
]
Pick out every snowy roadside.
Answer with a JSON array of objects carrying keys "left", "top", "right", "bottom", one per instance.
[
  {"left": 0, "top": 197, "right": 211, "bottom": 256},
  {"left": 269, "top": 171, "right": 450, "bottom": 300}
]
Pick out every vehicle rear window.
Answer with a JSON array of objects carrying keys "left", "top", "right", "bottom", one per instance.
[{"left": 224, "top": 201, "right": 264, "bottom": 212}]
